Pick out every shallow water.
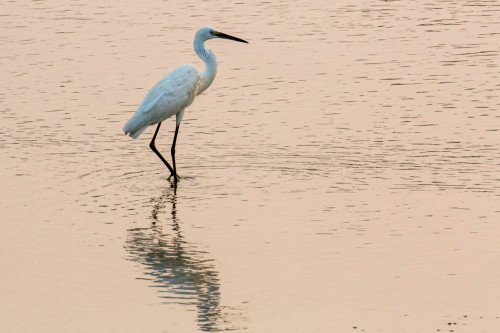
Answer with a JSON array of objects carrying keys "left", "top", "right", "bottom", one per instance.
[{"left": 1, "top": 0, "right": 499, "bottom": 332}]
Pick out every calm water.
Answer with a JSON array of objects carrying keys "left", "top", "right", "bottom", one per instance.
[{"left": 1, "top": 0, "right": 499, "bottom": 332}]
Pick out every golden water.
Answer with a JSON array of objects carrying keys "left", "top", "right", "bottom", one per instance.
[{"left": 1, "top": 0, "right": 499, "bottom": 332}]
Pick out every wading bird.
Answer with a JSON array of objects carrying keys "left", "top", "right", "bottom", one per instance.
[{"left": 123, "top": 26, "right": 248, "bottom": 183}]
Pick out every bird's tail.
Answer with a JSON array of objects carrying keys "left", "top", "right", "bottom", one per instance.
[{"left": 123, "top": 116, "right": 148, "bottom": 139}]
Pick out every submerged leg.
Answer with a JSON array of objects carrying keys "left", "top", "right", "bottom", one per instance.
[
  {"left": 149, "top": 122, "right": 174, "bottom": 175},
  {"left": 170, "top": 124, "right": 180, "bottom": 183}
]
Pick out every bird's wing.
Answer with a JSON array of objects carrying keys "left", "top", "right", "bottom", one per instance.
[{"left": 134, "top": 64, "right": 201, "bottom": 125}]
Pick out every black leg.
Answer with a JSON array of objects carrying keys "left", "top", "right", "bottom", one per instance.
[
  {"left": 171, "top": 123, "right": 180, "bottom": 183},
  {"left": 149, "top": 122, "right": 175, "bottom": 175}
]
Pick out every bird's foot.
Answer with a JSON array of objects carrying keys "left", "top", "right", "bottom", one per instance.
[{"left": 167, "top": 173, "right": 182, "bottom": 181}]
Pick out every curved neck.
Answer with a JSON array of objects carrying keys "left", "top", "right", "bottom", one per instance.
[{"left": 194, "top": 37, "right": 217, "bottom": 95}]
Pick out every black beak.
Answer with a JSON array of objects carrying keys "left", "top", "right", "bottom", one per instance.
[{"left": 217, "top": 32, "right": 248, "bottom": 44}]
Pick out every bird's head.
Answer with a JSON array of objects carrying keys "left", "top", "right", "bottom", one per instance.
[{"left": 196, "top": 26, "right": 248, "bottom": 44}]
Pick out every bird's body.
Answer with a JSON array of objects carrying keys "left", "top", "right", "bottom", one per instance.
[
  {"left": 123, "top": 64, "right": 200, "bottom": 139},
  {"left": 123, "top": 26, "right": 248, "bottom": 182}
]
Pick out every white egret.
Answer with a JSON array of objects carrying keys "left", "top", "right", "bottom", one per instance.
[{"left": 123, "top": 26, "right": 248, "bottom": 183}]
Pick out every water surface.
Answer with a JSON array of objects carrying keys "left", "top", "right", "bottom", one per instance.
[{"left": 1, "top": 0, "right": 499, "bottom": 332}]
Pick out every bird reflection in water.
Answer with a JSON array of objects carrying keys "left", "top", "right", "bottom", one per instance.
[{"left": 124, "top": 183, "right": 246, "bottom": 331}]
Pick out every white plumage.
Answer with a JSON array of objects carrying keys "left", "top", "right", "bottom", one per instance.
[
  {"left": 123, "top": 64, "right": 200, "bottom": 139},
  {"left": 123, "top": 26, "right": 248, "bottom": 182}
]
